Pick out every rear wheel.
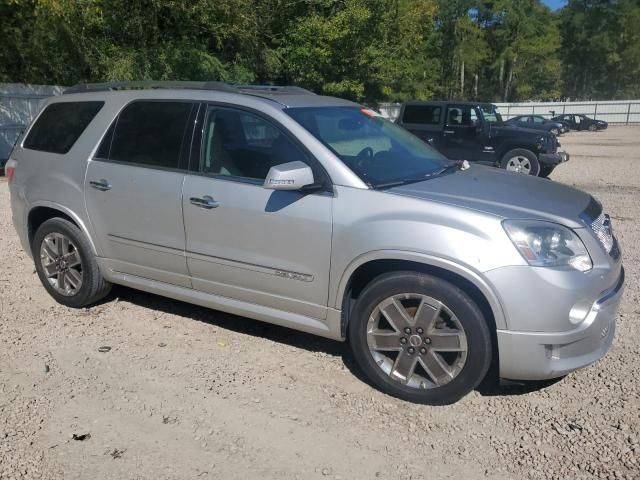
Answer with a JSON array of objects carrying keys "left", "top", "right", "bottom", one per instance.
[
  {"left": 33, "top": 218, "right": 111, "bottom": 308},
  {"left": 500, "top": 149, "right": 540, "bottom": 176},
  {"left": 348, "top": 272, "right": 492, "bottom": 405}
]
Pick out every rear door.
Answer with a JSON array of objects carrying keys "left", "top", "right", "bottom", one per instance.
[
  {"left": 397, "top": 104, "right": 444, "bottom": 150},
  {"left": 85, "top": 100, "right": 196, "bottom": 287},
  {"left": 442, "top": 104, "right": 484, "bottom": 161},
  {"left": 181, "top": 105, "right": 333, "bottom": 319}
]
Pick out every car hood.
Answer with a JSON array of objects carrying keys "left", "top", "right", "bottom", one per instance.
[
  {"left": 491, "top": 124, "right": 550, "bottom": 139},
  {"left": 387, "top": 165, "right": 591, "bottom": 228}
]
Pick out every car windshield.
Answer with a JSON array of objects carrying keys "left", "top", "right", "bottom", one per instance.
[
  {"left": 285, "top": 106, "right": 449, "bottom": 188},
  {"left": 480, "top": 105, "right": 503, "bottom": 124}
]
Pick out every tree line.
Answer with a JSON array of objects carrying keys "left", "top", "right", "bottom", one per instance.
[{"left": 1, "top": 0, "right": 639, "bottom": 104}]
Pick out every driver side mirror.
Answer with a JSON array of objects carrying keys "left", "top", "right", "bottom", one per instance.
[{"left": 263, "top": 161, "right": 316, "bottom": 191}]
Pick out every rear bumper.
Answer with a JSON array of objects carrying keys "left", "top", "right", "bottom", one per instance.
[
  {"left": 9, "top": 183, "right": 31, "bottom": 257},
  {"left": 496, "top": 267, "right": 624, "bottom": 380},
  {"left": 539, "top": 151, "right": 569, "bottom": 166}
]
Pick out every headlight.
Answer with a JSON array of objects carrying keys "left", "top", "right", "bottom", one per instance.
[{"left": 503, "top": 220, "right": 592, "bottom": 272}]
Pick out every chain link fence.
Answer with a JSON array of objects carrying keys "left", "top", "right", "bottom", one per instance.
[
  {"left": 378, "top": 100, "right": 640, "bottom": 124},
  {"left": 0, "top": 83, "right": 64, "bottom": 165}
]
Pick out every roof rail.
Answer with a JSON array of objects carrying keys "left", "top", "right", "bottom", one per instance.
[
  {"left": 64, "top": 81, "right": 237, "bottom": 95},
  {"left": 235, "top": 84, "right": 315, "bottom": 95}
]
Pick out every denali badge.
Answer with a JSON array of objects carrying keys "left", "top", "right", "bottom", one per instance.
[
  {"left": 269, "top": 179, "right": 295, "bottom": 185},
  {"left": 275, "top": 270, "right": 313, "bottom": 282}
]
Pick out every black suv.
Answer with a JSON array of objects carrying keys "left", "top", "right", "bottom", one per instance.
[{"left": 395, "top": 101, "right": 569, "bottom": 177}]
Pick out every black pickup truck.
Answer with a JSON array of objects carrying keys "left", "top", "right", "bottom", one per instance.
[{"left": 395, "top": 101, "right": 569, "bottom": 177}]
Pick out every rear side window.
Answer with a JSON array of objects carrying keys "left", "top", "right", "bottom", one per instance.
[
  {"left": 100, "top": 101, "right": 194, "bottom": 169},
  {"left": 402, "top": 105, "right": 442, "bottom": 125},
  {"left": 23, "top": 101, "right": 104, "bottom": 154}
]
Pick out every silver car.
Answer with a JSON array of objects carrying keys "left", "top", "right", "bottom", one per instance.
[{"left": 7, "top": 82, "right": 624, "bottom": 405}]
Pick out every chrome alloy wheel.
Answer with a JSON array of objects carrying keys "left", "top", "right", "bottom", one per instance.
[
  {"left": 39, "top": 233, "right": 83, "bottom": 296},
  {"left": 506, "top": 155, "right": 532, "bottom": 174},
  {"left": 366, "top": 294, "right": 468, "bottom": 389}
]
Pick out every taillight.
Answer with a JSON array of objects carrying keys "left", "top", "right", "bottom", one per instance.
[{"left": 5, "top": 158, "right": 17, "bottom": 183}]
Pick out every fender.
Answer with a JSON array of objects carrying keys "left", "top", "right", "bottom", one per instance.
[
  {"left": 25, "top": 200, "right": 101, "bottom": 257},
  {"left": 333, "top": 249, "right": 508, "bottom": 330}
]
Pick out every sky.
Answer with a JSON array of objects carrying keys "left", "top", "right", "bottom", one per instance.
[{"left": 542, "top": 0, "right": 568, "bottom": 10}]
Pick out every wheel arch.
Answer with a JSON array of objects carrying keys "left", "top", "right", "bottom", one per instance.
[
  {"left": 27, "top": 202, "right": 99, "bottom": 256},
  {"left": 335, "top": 251, "right": 507, "bottom": 337},
  {"left": 496, "top": 142, "right": 538, "bottom": 161}
]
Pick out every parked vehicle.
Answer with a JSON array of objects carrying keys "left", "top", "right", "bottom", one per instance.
[
  {"left": 7, "top": 82, "right": 624, "bottom": 405},
  {"left": 551, "top": 114, "right": 608, "bottom": 131},
  {"left": 504, "top": 115, "right": 567, "bottom": 135},
  {"left": 395, "top": 101, "right": 569, "bottom": 177}
]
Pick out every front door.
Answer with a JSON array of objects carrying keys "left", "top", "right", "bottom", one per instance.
[
  {"left": 85, "top": 100, "right": 196, "bottom": 287},
  {"left": 442, "top": 104, "right": 484, "bottom": 161},
  {"left": 182, "top": 105, "right": 333, "bottom": 319}
]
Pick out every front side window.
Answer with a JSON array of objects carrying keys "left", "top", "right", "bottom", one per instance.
[
  {"left": 200, "top": 107, "right": 309, "bottom": 181},
  {"left": 23, "top": 101, "right": 104, "bottom": 154},
  {"left": 531, "top": 116, "right": 545, "bottom": 124},
  {"left": 286, "top": 106, "right": 448, "bottom": 188},
  {"left": 446, "top": 106, "right": 478, "bottom": 127},
  {"left": 479, "top": 105, "right": 503, "bottom": 124},
  {"left": 100, "top": 101, "right": 193, "bottom": 169}
]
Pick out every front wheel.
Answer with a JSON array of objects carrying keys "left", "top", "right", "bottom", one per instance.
[
  {"left": 348, "top": 272, "right": 492, "bottom": 405},
  {"left": 588, "top": 124, "right": 597, "bottom": 132},
  {"left": 500, "top": 148, "right": 541, "bottom": 176}
]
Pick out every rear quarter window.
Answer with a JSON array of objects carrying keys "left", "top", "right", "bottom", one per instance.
[
  {"left": 401, "top": 105, "right": 442, "bottom": 125},
  {"left": 23, "top": 101, "right": 104, "bottom": 154}
]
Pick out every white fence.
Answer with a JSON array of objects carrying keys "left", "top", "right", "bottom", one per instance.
[{"left": 378, "top": 100, "right": 640, "bottom": 124}]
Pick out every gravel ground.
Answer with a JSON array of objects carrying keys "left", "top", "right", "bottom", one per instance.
[{"left": 1, "top": 126, "right": 639, "bottom": 480}]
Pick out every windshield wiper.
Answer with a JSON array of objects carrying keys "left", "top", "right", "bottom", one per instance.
[{"left": 373, "top": 162, "right": 461, "bottom": 190}]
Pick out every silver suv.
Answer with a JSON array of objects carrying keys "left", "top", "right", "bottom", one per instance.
[{"left": 7, "top": 82, "right": 624, "bottom": 405}]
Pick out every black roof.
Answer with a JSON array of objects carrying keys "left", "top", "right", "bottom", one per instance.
[{"left": 401, "top": 100, "right": 496, "bottom": 107}]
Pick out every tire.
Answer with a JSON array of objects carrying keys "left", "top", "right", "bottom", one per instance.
[
  {"left": 500, "top": 148, "right": 541, "bottom": 176},
  {"left": 33, "top": 217, "right": 111, "bottom": 308},
  {"left": 348, "top": 271, "right": 492, "bottom": 405},
  {"left": 588, "top": 124, "right": 597, "bottom": 132},
  {"left": 539, "top": 165, "right": 555, "bottom": 178}
]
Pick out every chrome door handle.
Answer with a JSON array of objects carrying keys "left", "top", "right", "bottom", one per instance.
[
  {"left": 444, "top": 130, "right": 455, "bottom": 135},
  {"left": 89, "top": 179, "right": 112, "bottom": 191},
  {"left": 190, "top": 195, "right": 220, "bottom": 209}
]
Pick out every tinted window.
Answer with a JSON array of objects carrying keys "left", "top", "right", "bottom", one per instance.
[
  {"left": 200, "top": 107, "right": 308, "bottom": 181},
  {"left": 105, "top": 101, "right": 193, "bottom": 169},
  {"left": 23, "top": 101, "right": 104, "bottom": 154},
  {"left": 402, "top": 105, "right": 442, "bottom": 125}
]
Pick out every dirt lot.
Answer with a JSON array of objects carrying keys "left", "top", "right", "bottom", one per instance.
[{"left": 1, "top": 126, "right": 639, "bottom": 480}]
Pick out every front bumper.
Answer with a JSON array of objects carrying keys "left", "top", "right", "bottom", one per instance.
[
  {"left": 539, "top": 150, "right": 570, "bottom": 166},
  {"left": 496, "top": 267, "right": 624, "bottom": 380}
]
